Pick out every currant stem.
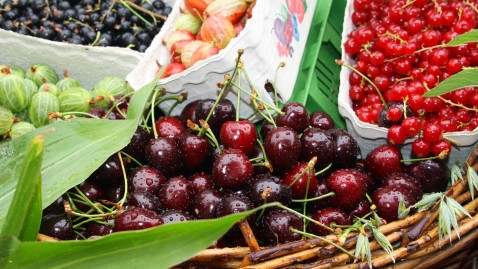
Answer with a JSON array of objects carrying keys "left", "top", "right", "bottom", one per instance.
[{"left": 336, "top": 59, "right": 388, "bottom": 110}]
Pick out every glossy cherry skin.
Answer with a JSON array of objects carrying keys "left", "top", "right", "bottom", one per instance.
[
  {"left": 300, "top": 128, "right": 336, "bottom": 169},
  {"left": 192, "top": 189, "right": 224, "bottom": 219},
  {"left": 212, "top": 149, "right": 253, "bottom": 190},
  {"left": 159, "top": 176, "right": 194, "bottom": 212},
  {"left": 405, "top": 159, "right": 448, "bottom": 193},
  {"left": 178, "top": 132, "right": 212, "bottom": 172},
  {"left": 194, "top": 98, "right": 236, "bottom": 135},
  {"left": 309, "top": 111, "right": 335, "bottom": 130},
  {"left": 264, "top": 126, "right": 302, "bottom": 172},
  {"left": 114, "top": 207, "right": 163, "bottom": 232},
  {"left": 259, "top": 209, "right": 303, "bottom": 245},
  {"left": 160, "top": 210, "right": 194, "bottom": 225},
  {"left": 155, "top": 116, "right": 186, "bottom": 140},
  {"left": 76, "top": 181, "right": 104, "bottom": 212},
  {"left": 86, "top": 219, "right": 115, "bottom": 237},
  {"left": 220, "top": 120, "right": 258, "bottom": 156},
  {"left": 382, "top": 173, "right": 423, "bottom": 201},
  {"left": 215, "top": 193, "right": 254, "bottom": 218},
  {"left": 347, "top": 199, "right": 372, "bottom": 223},
  {"left": 326, "top": 169, "right": 370, "bottom": 211},
  {"left": 372, "top": 185, "right": 418, "bottom": 223},
  {"left": 309, "top": 207, "right": 350, "bottom": 236},
  {"left": 327, "top": 128, "right": 360, "bottom": 169},
  {"left": 126, "top": 190, "right": 162, "bottom": 213},
  {"left": 180, "top": 99, "right": 200, "bottom": 125},
  {"left": 276, "top": 102, "right": 309, "bottom": 134},
  {"left": 189, "top": 172, "right": 213, "bottom": 193},
  {"left": 282, "top": 162, "right": 319, "bottom": 200},
  {"left": 89, "top": 154, "right": 123, "bottom": 187},
  {"left": 364, "top": 144, "right": 404, "bottom": 183},
  {"left": 260, "top": 119, "right": 276, "bottom": 140},
  {"left": 246, "top": 174, "right": 292, "bottom": 207},
  {"left": 40, "top": 213, "right": 75, "bottom": 240},
  {"left": 128, "top": 165, "right": 166, "bottom": 195},
  {"left": 122, "top": 127, "right": 152, "bottom": 162},
  {"left": 145, "top": 137, "right": 182, "bottom": 178}
]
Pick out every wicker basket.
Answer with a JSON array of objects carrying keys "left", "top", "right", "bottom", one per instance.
[{"left": 172, "top": 145, "right": 478, "bottom": 269}]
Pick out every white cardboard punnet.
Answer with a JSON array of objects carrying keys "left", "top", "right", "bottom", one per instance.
[
  {"left": 338, "top": 0, "right": 478, "bottom": 168},
  {"left": 126, "top": 0, "right": 317, "bottom": 119}
]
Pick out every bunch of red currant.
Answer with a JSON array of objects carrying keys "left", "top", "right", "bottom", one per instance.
[{"left": 344, "top": 0, "right": 478, "bottom": 158}]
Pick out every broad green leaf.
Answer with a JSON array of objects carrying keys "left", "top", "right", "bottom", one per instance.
[
  {"left": 0, "top": 77, "right": 159, "bottom": 229},
  {"left": 1, "top": 134, "right": 44, "bottom": 241},
  {"left": 422, "top": 68, "right": 478, "bottom": 97},
  {"left": 0, "top": 205, "right": 273, "bottom": 269},
  {"left": 444, "top": 29, "right": 478, "bottom": 47}
]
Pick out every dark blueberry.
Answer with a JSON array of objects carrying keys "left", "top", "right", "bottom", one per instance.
[
  {"left": 94, "top": 22, "right": 105, "bottom": 32},
  {"left": 38, "top": 26, "right": 56, "bottom": 40},
  {"left": 152, "top": 0, "right": 166, "bottom": 10},
  {"left": 89, "top": 12, "right": 101, "bottom": 24},
  {"left": 65, "top": 21, "right": 77, "bottom": 31},
  {"left": 1, "top": 20, "right": 16, "bottom": 31},
  {"left": 137, "top": 31, "right": 152, "bottom": 45},
  {"left": 119, "top": 32, "right": 138, "bottom": 48},
  {"left": 104, "top": 15, "right": 116, "bottom": 29},
  {"left": 118, "top": 20, "right": 132, "bottom": 32},
  {"left": 58, "top": 1, "right": 71, "bottom": 10},
  {"left": 3, "top": 10, "right": 19, "bottom": 20},
  {"left": 58, "top": 29, "right": 72, "bottom": 41},
  {"left": 138, "top": 44, "right": 148, "bottom": 52},
  {"left": 116, "top": 7, "right": 131, "bottom": 19}
]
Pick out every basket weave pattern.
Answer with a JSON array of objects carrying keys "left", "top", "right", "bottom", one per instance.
[{"left": 175, "top": 145, "right": 478, "bottom": 269}]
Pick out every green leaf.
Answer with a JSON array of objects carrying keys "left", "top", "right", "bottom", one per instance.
[
  {"left": 444, "top": 29, "right": 478, "bottom": 47},
  {"left": 0, "top": 77, "right": 159, "bottom": 230},
  {"left": 467, "top": 164, "right": 478, "bottom": 200},
  {"left": 422, "top": 68, "right": 478, "bottom": 97},
  {"left": 1, "top": 134, "right": 44, "bottom": 241},
  {"left": 0, "top": 205, "right": 269, "bottom": 269},
  {"left": 372, "top": 228, "right": 395, "bottom": 263},
  {"left": 413, "top": 193, "right": 443, "bottom": 212}
]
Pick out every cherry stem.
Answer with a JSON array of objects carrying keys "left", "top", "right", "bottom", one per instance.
[
  {"left": 400, "top": 154, "right": 442, "bottom": 163},
  {"left": 120, "top": 151, "right": 143, "bottom": 167},
  {"left": 289, "top": 228, "right": 355, "bottom": 258},
  {"left": 200, "top": 120, "right": 222, "bottom": 154},
  {"left": 336, "top": 59, "right": 388, "bottom": 110},
  {"left": 291, "top": 191, "right": 336, "bottom": 203},
  {"left": 165, "top": 92, "right": 188, "bottom": 116},
  {"left": 198, "top": 50, "right": 244, "bottom": 136},
  {"left": 314, "top": 162, "right": 333, "bottom": 176},
  {"left": 277, "top": 204, "right": 334, "bottom": 233},
  {"left": 236, "top": 64, "right": 242, "bottom": 122},
  {"left": 104, "top": 91, "right": 134, "bottom": 119},
  {"left": 72, "top": 217, "right": 106, "bottom": 229},
  {"left": 117, "top": 151, "right": 128, "bottom": 208},
  {"left": 273, "top": 62, "right": 286, "bottom": 108},
  {"left": 288, "top": 157, "right": 317, "bottom": 188},
  {"left": 151, "top": 89, "right": 161, "bottom": 139},
  {"left": 72, "top": 187, "right": 106, "bottom": 214}
]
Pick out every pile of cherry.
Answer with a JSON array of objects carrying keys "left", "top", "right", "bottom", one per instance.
[
  {"left": 344, "top": 0, "right": 478, "bottom": 157},
  {"left": 39, "top": 96, "right": 448, "bottom": 248}
]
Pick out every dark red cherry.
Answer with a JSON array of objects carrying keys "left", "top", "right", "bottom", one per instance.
[
  {"left": 327, "top": 128, "right": 359, "bottom": 169},
  {"left": 114, "top": 207, "right": 163, "bottom": 231},
  {"left": 246, "top": 174, "right": 292, "bottom": 207},
  {"left": 145, "top": 137, "right": 182, "bottom": 178},
  {"left": 347, "top": 199, "right": 372, "bottom": 223},
  {"left": 405, "top": 159, "right": 448, "bottom": 193},
  {"left": 195, "top": 98, "right": 236, "bottom": 135},
  {"left": 180, "top": 99, "right": 201, "bottom": 125},
  {"left": 264, "top": 126, "right": 302, "bottom": 172},
  {"left": 249, "top": 145, "right": 270, "bottom": 175},
  {"left": 192, "top": 189, "right": 224, "bottom": 219},
  {"left": 160, "top": 210, "right": 194, "bottom": 225},
  {"left": 86, "top": 219, "right": 115, "bottom": 237},
  {"left": 364, "top": 144, "right": 404, "bottom": 183},
  {"left": 276, "top": 102, "right": 309, "bottom": 133},
  {"left": 215, "top": 193, "right": 254, "bottom": 218},
  {"left": 259, "top": 209, "right": 303, "bottom": 245},
  {"left": 39, "top": 213, "right": 75, "bottom": 240},
  {"left": 326, "top": 169, "right": 369, "bottom": 210},
  {"left": 122, "top": 127, "right": 152, "bottom": 162},
  {"left": 159, "top": 176, "right": 194, "bottom": 212},
  {"left": 212, "top": 149, "right": 253, "bottom": 190},
  {"left": 300, "top": 128, "right": 336, "bottom": 169},
  {"left": 309, "top": 111, "right": 335, "bottom": 130},
  {"left": 104, "top": 184, "right": 125, "bottom": 203},
  {"left": 220, "top": 120, "right": 258, "bottom": 156},
  {"left": 155, "top": 116, "right": 186, "bottom": 140},
  {"left": 382, "top": 173, "right": 423, "bottom": 201},
  {"left": 178, "top": 132, "right": 212, "bottom": 172},
  {"left": 128, "top": 165, "right": 166, "bottom": 195},
  {"left": 260, "top": 119, "right": 276, "bottom": 139},
  {"left": 76, "top": 181, "right": 104, "bottom": 212},
  {"left": 189, "top": 172, "right": 213, "bottom": 193},
  {"left": 282, "top": 162, "right": 319, "bottom": 199},
  {"left": 309, "top": 207, "right": 350, "bottom": 236},
  {"left": 372, "top": 185, "right": 417, "bottom": 223},
  {"left": 126, "top": 190, "right": 162, "bottom": 213},
  {"left": 307, "top": 178, "right": 332, "bottom": 212},
  {"left": 90, "top": 154, "right": 123, "bottom": 187},
  {"left": 43, "top": 196, "right": 66, "bottom": 215}
]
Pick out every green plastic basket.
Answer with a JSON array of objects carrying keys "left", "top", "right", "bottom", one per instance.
[{"left": 290, "top": 0, "right": 346, "bottom": 129}]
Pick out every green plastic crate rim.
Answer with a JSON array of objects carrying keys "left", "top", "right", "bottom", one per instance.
[{"left": 290, "top": 0, "right": 346, "bottom": 129}]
